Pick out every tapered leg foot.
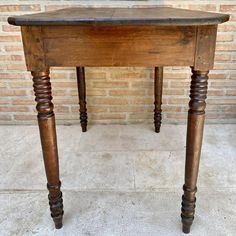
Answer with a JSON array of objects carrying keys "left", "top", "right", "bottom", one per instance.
[
  {"left": 47, "top": 182, "right": 64, "bottom": 229},
  {"left": 154, "top": 67, "right": 163, "bottom": 133},
  {"left": 181, "top": 185, "right": 197, "bottom": 233},
  {"left": 182, "top": 224, "right": 190, "bottom": 234},
  {"left": 80, "top": 111, "right": 88, "bottom": 132},
  {"left": 154, "top": 111, "right": 161, "bottom": 133},
  {"left": 76, "top": 67, "right": 87, "bottom": 132}
]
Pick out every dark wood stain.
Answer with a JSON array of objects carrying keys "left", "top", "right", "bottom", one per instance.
[
  {"left": 154, "top": 67, "right": 163, "bottom": 133},
  {"left": 8, "top": 7, "right": 229, "bottom": 26},
  {"left": 76, "top": 67, "right": 87, "bottom": 132},
  {"left": 8, "top": 6, "right": 230, "bottom": 234}
]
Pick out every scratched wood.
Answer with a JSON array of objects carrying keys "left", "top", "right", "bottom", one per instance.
[
  {"left": 8, "top": 6, "right": 230, "bottom": 234},
  {"left": 21, "top": 26, "right": 47, "bottom": 71},
  {"left": 42, "top": 26, "right": 196, "bottom": 67},
  {"left": 194, "top": 25, "right": 218, "bottom": 71},
  {"left": 8, "top": 7, "right": 229, "bottom": 26}
]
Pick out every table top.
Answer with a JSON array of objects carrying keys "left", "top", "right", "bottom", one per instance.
[{"left": 8, "top": 7, "right": 229, "bottom": 26}]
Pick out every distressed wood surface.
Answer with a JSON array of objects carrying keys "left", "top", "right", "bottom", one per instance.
[
  {"left": 76, "top": 67, "right": 87, "bottom": 132},
  {"left": 194, "top": 25, "right": 218, "bottom": 71},
  {"left": 32, "top": 70, "right": 64, "bottom": 229},
  {"left": 10, "top": 7, "right": 230, "bottom": 234},
  {"left": 22, "top": 25, "right": 196, "bottom": 69},
  {"left": 21, "top": 26, "right": 46, "bottom": 71},
  {"left": 8, "top": 7, "right": 229, "bottom": 26},
  {"left": 154, "top": 67, "right": 163, "bottom": 133},
  {"left": 181, "top": 68, "right": 209, "bottom": 233}
]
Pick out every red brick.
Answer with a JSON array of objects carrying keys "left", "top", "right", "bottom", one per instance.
[
  {"left": 209, "top": 73, "right": 227, "bottom": 80},
  {"left": 0, "top": 106, "right": 29, "bottom": 112},
  {"left": 0, "top": 115, "right": 12, "bottom": 121},
  {"left": 208, "top": 90, "right": 225, "bottom": 96},
  {"left": 12, "top": 100, "right": 34, "bottom": 105},
  {"left": 52, "top": 90, "right": 67, "bottom": 96},
  {"left": 87, "top": 106, "right": 108, "bottom": 113},
  {"left": 164, "top": 72, "right": 190, "bottom": 79},
  {"left": 166, "top": 113, "right": 187, "bottom": 119},
  {"left": 86, "top": 72, "right": 106, "bottom": 80},
  {"left": 206, "top": 113, "right": 236, "bottom": 119},
  {"left": 214, "top": 54, "right": 231, "bottom": 61},
  {"left": 162, "top": 89, "right": 185, "bottom": 95},
  {"left": 170, "top": 81, "right": 190, "bottom": 87},
  {"left": 14, "top": 115, "right": 35, "bottom": 120},
  {"left": 0, "top": 55, "right": 23, "bottom": 61},
  {"left": 0, "top": 90, "right": 27, "bottom": 96},
  {"left": 0, "top": 99, "right": 10, "bottom": 104},
  {"left": 92, "top": 113, "right": 126, "bottom": 120},
  {"left": 220, "top": 5, "right": 236, "bottom": 12},
  {"left": 214, "top": 63, "right": 236, "bottom": 70},
  {"left": 45, "top": 5, "right": 71, "bottom": 11},
  {"left": 226, "top": 90, "right": 236, "bottom": 95},
  {"left": 0, "top": 35, "right": 21, "bottom": 42},
  {"left": 4, "top": 46, "right": 23, "bottom": 52},
  {"left": 54, "top": 106, "right": 70, "bottom": 113},
  {"left": 218, "top": 25, "right": 236, "bottom": 32},
  {"left": 109, "top": 89, "right": 145, "bottom": 96},
  {"left": 0, "top": 73, "right": 28, "bottom": 79},
  {"left": 93, "top": 82, "right": 129, "bottom": 88},
  {"left": 230, "top": 15, "right": 236, "bottom": 21},
  {"left": 211, "top": 81, "right": 236, "bottom": 87},
  {"left": 110, "top": 72, "right": 148, "bottom": 79},
  {"left": 162, "top": 106, "right": 182, "bottom": 112},
  {"left": 232, "top": 55, "right": 236, "bottom": 61},
  {"left": 168, "top": 98, "right": 189, "bottom": 104},
  {"left": 216, "top": 44, "right": 236, "bottom": 51},
  {"left": 130, "top": 81, "right": 153, "bottom": 88},
  {"left": 6, "top": 64, "right": 27, "bottom": 70},
  {"left": 216, "top": 34, "right": 233, "bottom": 42},
  {"left": 188, "top": 4, "right": 217, "bottom": 11},
  {"left": 0, "top": 5, "right": 41, "bottom": 12},
  {"left": 129, "top": 97, "right": 155, "bottom": 105},
  {"left": 52, "top": 82, "right": 77, "bottom": 87},
  {"left": 110, "top": 106, "right": 145, "bottom": 112},
  {"left": 208, "top": 99, "right": 236, "bottom": 105},
  {"left": 93, "top": 98, "right": 129, "bottom": 105},
  {"left": 2, "top": 25, "right": 20, "bottom": 32}
]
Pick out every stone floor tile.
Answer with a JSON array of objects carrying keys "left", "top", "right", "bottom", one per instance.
[
  {"left": 1, "top": 191, "right": 236, "bottom": 236},
  {"left": 134, "top": 151, "right": 184, "bottom": 191},
  {"left": 60, "top": 151, "right": 135, "bottom": 191}
]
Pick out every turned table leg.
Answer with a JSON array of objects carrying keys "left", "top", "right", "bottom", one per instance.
[
  {"left": 154, "top": 66, "right": 163, "bottom": 133},
  {"left": 181, "top": 68, "right": 209, "bottom": 233},
  {"left": 32, "top": 70, "right": 64, "bottom": 229},
  {"left": 76, "top": 67, "right": 87, "bottom": 132}
]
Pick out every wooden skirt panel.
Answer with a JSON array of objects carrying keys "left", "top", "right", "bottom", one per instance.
[
  {"left": 21, "top": 26, "right": 196, "bottom": 69},
  {"left": 44, "top": 26, "right": 195, "bottom": 67}
]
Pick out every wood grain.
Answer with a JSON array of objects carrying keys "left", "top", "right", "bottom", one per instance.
[
  {"left": 8, "top": 7, "right": 230, "bottom": 26},
  {"left": 32, "top": 70, "right": 64, "bottom": 229},
  {"left": 76, "top": 67, "right": 87, "bottom": 132},
  {"left": 21, "top": 26, "right": 46, "bottom": 71},
  {"left": 43, "top": 26, "right": 196, "bottom": 67},
  {"left": 154, "top": 67, "right": 163, "bottom": 133},
  {"left": 194, "top": 25, "right": 218, "bottom": 71},
  {"left": 13, "top": 7, "right": 230, "bottom": 233},
  {"left": 181, "top": 68, "right": 209, "bottom": 233}
]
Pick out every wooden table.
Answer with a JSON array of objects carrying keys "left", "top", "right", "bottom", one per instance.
[{"left": 8, "top": 7, "right": 229, "bottom": 234}]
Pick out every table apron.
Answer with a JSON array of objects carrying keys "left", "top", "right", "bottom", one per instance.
[{"left": 21, "top": 25, "right": 217, "bottom": 71}]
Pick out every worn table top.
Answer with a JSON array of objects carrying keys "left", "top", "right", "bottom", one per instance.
[{"left": 8, "top": 7, "right": 229, "bottom": 26}]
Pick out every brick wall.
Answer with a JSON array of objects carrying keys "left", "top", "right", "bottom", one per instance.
[{"left": 0, "top": 1, "right": 236, "bottom": 125}]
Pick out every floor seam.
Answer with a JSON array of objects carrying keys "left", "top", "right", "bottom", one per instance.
[{"left": 1, "top": 188, "right": 236, "bottom": 193}]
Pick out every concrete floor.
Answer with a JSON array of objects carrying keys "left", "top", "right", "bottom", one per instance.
[{"left": 0, "top": 124, "right": 236, "bottom": 236}]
